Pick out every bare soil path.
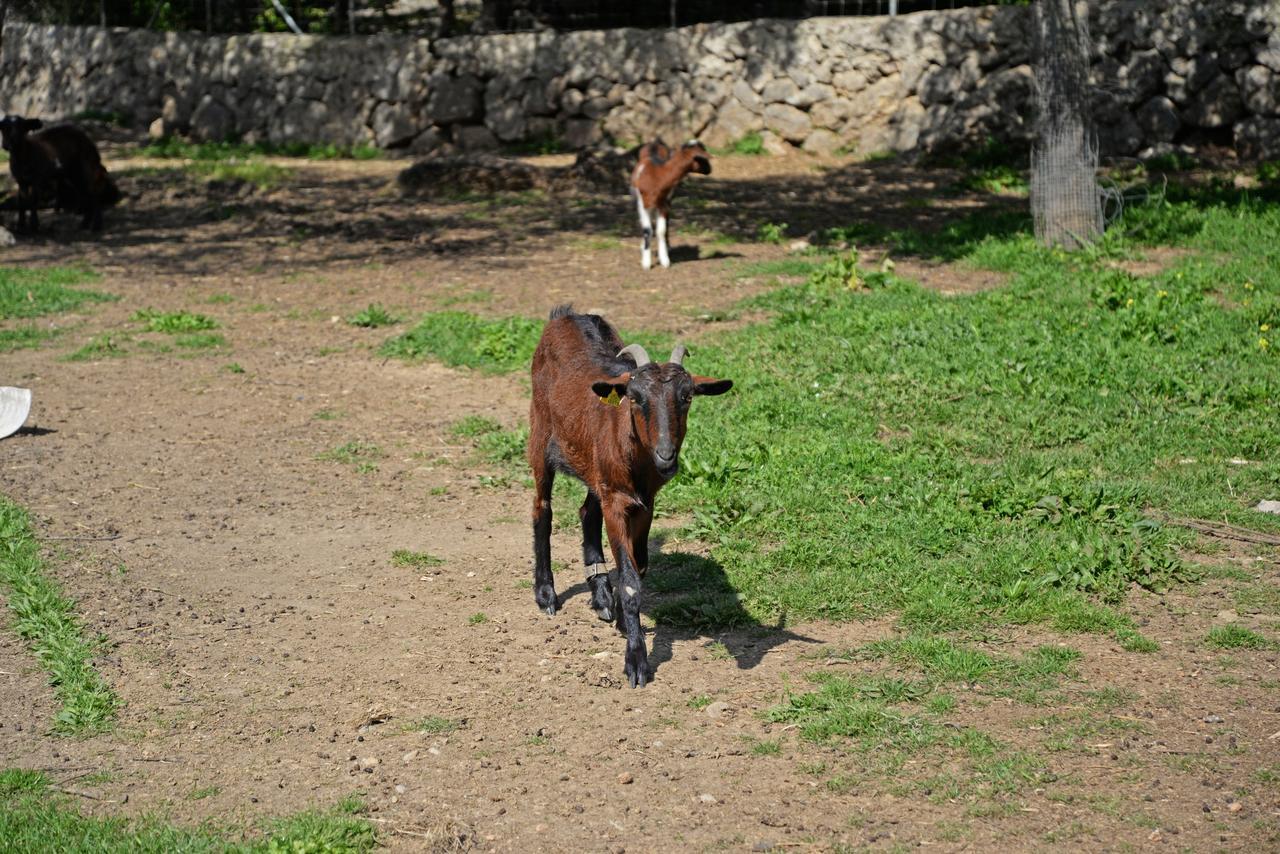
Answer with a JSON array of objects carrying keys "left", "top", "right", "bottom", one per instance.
[{"left": 2, "top": 152, "right": 1277, "bottom": 851}]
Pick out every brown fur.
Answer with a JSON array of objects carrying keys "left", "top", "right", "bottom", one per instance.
[
  {"left": 526, "top": 306, "right": 732, "bottom": 687},
  {"left": 629, "top": 139, "right": 712, "bottom": 215},
  {"left": 1, "top": 116, "right": 119, "bottom": 232}
]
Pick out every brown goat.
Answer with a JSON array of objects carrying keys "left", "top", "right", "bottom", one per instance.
[
  {"left": 629, "top": 139, "right": 711, "bottom": 269},
  {"left": 528, "top": 305, "right": 732, "bottom": 687},
  {"left": 0, "top": 115, "right": 119, "bottom": 233}
]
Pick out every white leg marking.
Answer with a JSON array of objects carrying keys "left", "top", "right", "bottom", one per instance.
[
  {"left": 657, "top": 213, "right": 670, "bottom": 268},
  {"left": 636, "top": 195, "right": 653, "bottom": 271}
]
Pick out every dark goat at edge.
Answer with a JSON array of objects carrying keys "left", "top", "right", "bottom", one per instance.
[
  {"left": 630, "top": 138, "right": 711, "bottom": 270},
  {"left": 0, "top": 115, "right": 120, "bottom": 233},
  {"left": 527, "top": 305, "right": 733, "bottom": 687}
]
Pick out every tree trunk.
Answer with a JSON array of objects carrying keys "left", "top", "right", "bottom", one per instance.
[{"left": 1031, "top": 0, "right": 1102, "bottom": 250}]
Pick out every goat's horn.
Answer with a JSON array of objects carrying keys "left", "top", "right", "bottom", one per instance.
[
  {"left": 618, "top": 344, "right": 651, "bottom": 367},
  {"left": 669, "top": 344, "right": 687, "bottom": 365}
]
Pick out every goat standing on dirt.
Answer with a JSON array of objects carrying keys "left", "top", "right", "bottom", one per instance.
[
  {"left": 0, "top": 115, "right": 120, "bottom": 233},
  {"left": 527, "top": 305, "right": 732, "bottom": 687},
  {"left": 630, "top": 139, "right": 711, "bottom": 270}
]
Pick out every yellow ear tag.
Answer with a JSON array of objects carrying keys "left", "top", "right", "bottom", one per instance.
[{"left": 600, "top": 388, "right": 622, "bottom": 406}]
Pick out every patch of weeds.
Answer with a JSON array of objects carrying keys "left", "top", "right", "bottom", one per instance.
[
  {"left": 0, "top": 266, "right": 112, "bottom": 320},
  {"left": 925, "top": 693, "right": 957, "bottom": 714},
  {"left": 687, "top": 694, "right": 713, "bottom": 710},
  {"left": 391, "top": 550, "right": 444, "bottom": 569},
  {"left": 402, "top": 715, "right": 459, "bottom": 735},
  {"left": 450, "top": 416, "right": 528, "bottom": 469},
  {"left": 317, "top": 441, "right": 384, "bottom": 470},
  {"left": 174, "top": 332, "right": 226, "bottom": 350},
  {"left": 468, "top": 612, "right": 488, "bottom": 625},
  {"left": 0, "top": 499, "right": 119, "bottom": 734},
  {"left": 382, "top": 311, "right": 542, "bottom": 373},
  {"left": 133, "top": 309, "right": 219, "bottom": 333},
  {"left": 186, "top": 159, "right": 293, "bottom": 189},
  {"left": 140, "top": 136, "right": 378, "bottom": 161},
  {"left": 187, "top": 785, "right": 220, "bottom": 801},
  {"left": 313, "top": 409, "right": 344, "bottom": 421},
  {"left": 720, "top": 132, "right": 764, "bottom": 156},
  {"left": 1206, "top": 624, "right": 1273, "bottom": 650},
  {"left": 749, "top": 737, "right": 782, "bottom": 756},
  {"left": 953, "top": 165, "right": 1028, "bottom": 196},
  {"left": 223, "top": 362, "right": 246, "bottom": 374},
  {"left": 756, "top": 221, "right": 788, "bottom": 244},
  {"left": 765, "top": 681, "right": 936, "bottom": 748},
  {"left": 205, "top": 293, "right": 235, "bottom": 304},
  {"left": 705, "top": 641, "right": 732, "bottom": 661},
  {"left": 346, "top": 304, "right": 398, "bottom": 328},
  {"left": 0, "top": 326, "right": 59, "bottom": 353}
]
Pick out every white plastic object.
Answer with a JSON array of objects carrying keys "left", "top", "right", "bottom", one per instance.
[{"left": 0, "top": 387, "right": 32, "bottom": 439}]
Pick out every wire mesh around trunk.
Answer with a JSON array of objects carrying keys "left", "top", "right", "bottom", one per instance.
[{"left": 1031, "top": 0, "right": 1103, "bottom": 250}]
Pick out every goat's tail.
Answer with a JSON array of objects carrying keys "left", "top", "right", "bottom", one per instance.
[{"left": 548, "top": 303, "right": 574, "bottom": 321}]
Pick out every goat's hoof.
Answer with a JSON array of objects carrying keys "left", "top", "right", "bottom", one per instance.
[
  {"left": 624, "top": 647, "right": 650, "bottom": 688},
  {"left": 594, "top": 605, "right": 614, "bottom": 622},
  {"left": 534, "top": 584, "right": 558, "bottom": 616}
]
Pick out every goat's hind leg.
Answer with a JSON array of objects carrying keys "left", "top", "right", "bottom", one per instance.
[
  {"left": 580, "top": 490, "right": 614, "bottom": 622},
  {"left": 635, "top": 192, "right": 653, "bottom": 270},
  {"left": 530, "top": 456, "right": 558, "bottom": 616}
]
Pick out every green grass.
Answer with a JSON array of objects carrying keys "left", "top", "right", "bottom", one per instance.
[
  {"left": 345, "top": 304, "right": 398, "bottom": 328},
  {"left": 186, "top": 160, "right": 293, "bottom": 189},
  {"left": 641, "top": 183, "right": 1280, "bottom": 643},
  {"left": 0, "top": 498, "right": 119, "bottom": 734},
  {"left": 0, "top": 267, "right": 112, "bottom": 320},
  {"left": 1206, "top": 624, "right": 1273, "bottom": 650},
  {"left": 64, "top": 334, "right": 128, "bottom": 362},
  {"left": 173, "top": 333, "right": 226, "bottom": 350},
  {"left": 382, "top": 311, "right": 542, "bottom": 373},
  {"left": 317, "top": 441, "right": 383, "bottom": 472},
  {"left": 468, "top": 612, "right": 488, "bottom": 625},
  {"left": 133, "top": 309, "right": 219, "bottom": 333},
  {"left": 402, "top": 715, "right": 460, "bottom": 734},
  {"left": 0, "top": 769, "right": 377, "bottom": 852},
  {"left": 0, "top": 326, "right": 58, "bottom": 353},
  {"left": 714, "top": 132, "right": 764, "bottom": 156},
  {"left": 391, "top": 549, "right": 444, "bottom": 569}
]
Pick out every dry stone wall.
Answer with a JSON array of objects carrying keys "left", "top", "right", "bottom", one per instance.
[{"left": 1, "top": 1, "right": 1277, "bottom": 159}]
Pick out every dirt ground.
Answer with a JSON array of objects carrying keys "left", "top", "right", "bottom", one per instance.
[{"left": 2, "top": 149, "right": 1278, "bottom": 852}]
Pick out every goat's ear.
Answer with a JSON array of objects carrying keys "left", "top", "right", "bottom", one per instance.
[
  {"left": 592, "top": 377, "right": 629, "bottom": 404},
  {"left": 691, "top": 155, "right": 711, "bottom": 175},
  {"left": 692, "top": 376, "right": 732, "bottom": 396}
]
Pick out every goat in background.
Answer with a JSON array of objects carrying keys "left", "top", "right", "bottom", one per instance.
[{"left": 630, "top": 139, "right": 711, "bottom": 269}]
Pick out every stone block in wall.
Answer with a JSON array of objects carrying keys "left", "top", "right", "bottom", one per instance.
[
  {"left": 1181, "top": 73, "right": 1244, "bottom": 128},
  {"left": 1238, "top": 65, "right": 1280, "bottom": 116},
  {"left": 1136, "top": 96, "right": 1181, "bottom": 142},
  {"left": 1120, "top": 49, "right": 1169, "bottom": 103},
  {"left": 371, "top": 102, "right": 419, "bottom": 148},
  {"left": 833, "top": 70, "right": 869, "bottom": 95},
  {"left": 810, "top": 97, "right": 853, "bottom": 130},
  {"left": 454, "top": 125, "right": 498, "bottom": 151},
  {"left": 1258, "top": 45, "right": 1280, "bottom": 74},
  {"left": 758, "top": 130, "right": 795, "bottom": 156},
  {"left": 761, "top": 77, "right": 799, "bottom": 105},
  {"left": 702, "top": 101, "right": 763, "bottom": 149},
  {"left": 731, "top": 80, "right": 764, "bottom": 114},
  {"left": 564, "top": 118, "right": 602, "bottom": 149},
  {"left": 790, "top": 83, "right": 834, "bottom": 110},
  {"left": 274, "top": 99, "right": 330, "bottom": 144},
  {"left": 190, "top": 95, "right": 234, "bottom": 142},
  {"left": 763, "top": 103, "right": 812, "bottom": 144},
  {"left": 802, "top": 128, "right": 842, "bottom": 155},
  {"left": 426, "top": 74, "right": 484, "bottom": 125},
  {"left": 919, "top": 66, "right": 961, "bottom": 106},
  {"left": 1235, "top": 115, "right": 1280, "bottom": 159}
]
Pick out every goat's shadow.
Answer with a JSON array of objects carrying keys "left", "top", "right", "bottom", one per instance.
[{"left": 556, "top": 529, "right": 817, "bottom": 679}]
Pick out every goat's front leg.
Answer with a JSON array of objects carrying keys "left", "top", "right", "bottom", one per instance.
[
  {"left": 604, "top": 494, "right": 649, "bottom": 687},
  {"left": 656, "top": 211, "right": 670, "bottom": 268},
  {"left": 530, "top": 456, "right": 557, "bottom": 616},
  {"left": 635, "top": 193, "right": 653, "bottom": 270},
  {"left": 580, "top": 490, "right": 613, "bottom": 622}
]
